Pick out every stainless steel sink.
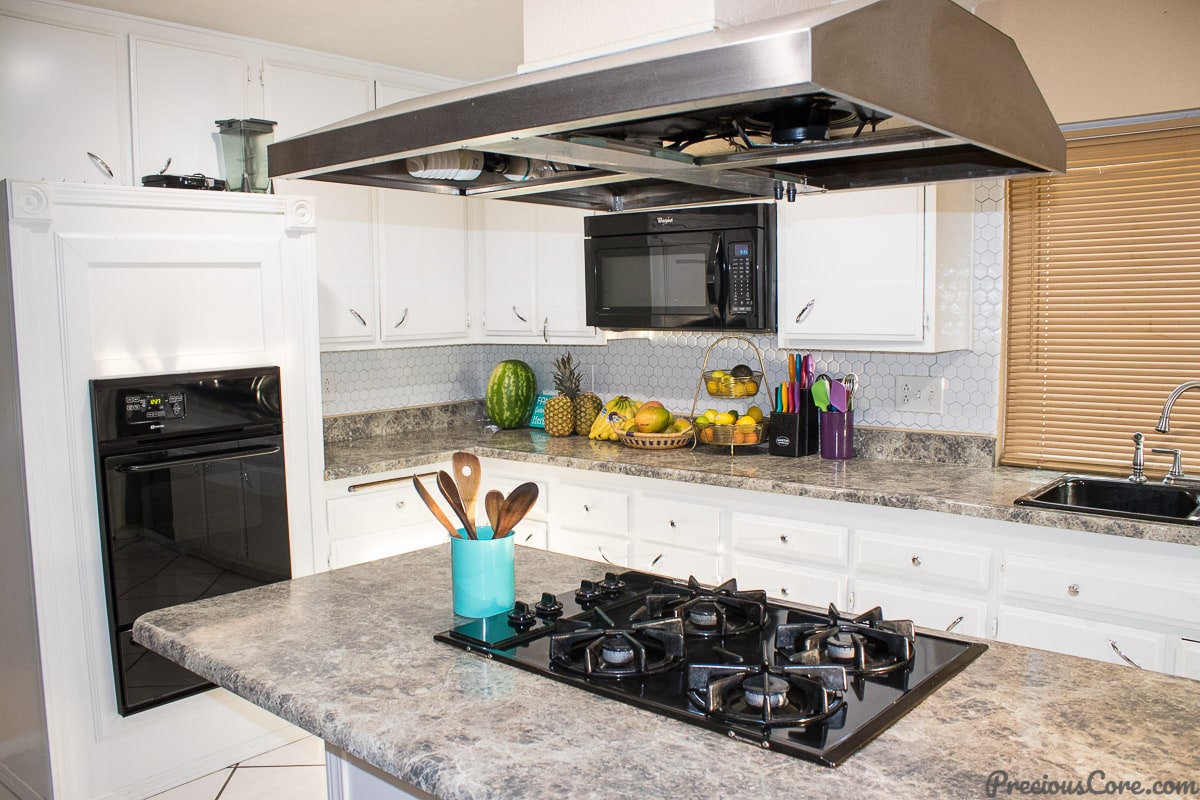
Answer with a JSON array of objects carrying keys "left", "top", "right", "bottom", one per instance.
[{"left": 1015, "top": 475, "right": 1200, "bottom": 525}]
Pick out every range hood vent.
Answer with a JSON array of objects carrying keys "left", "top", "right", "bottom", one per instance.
[{"left": 268, "top": 0, "right": 1064, "bottom": 212}]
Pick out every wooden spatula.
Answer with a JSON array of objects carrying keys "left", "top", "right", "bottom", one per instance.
[{"left": 452, "top": 452, "right": 481, "bottom": 535}]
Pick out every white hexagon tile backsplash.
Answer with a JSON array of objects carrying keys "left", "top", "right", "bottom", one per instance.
[{"left": 321, "top": 181, "right": 1005, "bottom": 435}]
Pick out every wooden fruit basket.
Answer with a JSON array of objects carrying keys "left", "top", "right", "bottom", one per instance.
[{"left": 619, "top": 427, "right": 695, "bottom": 450}]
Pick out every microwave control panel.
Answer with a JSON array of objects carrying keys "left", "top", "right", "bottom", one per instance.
[
  {"left": 728, "top": 241, "right": 755, "bottom": 315},
  {"left": 123, "top": 390, "right": 187, "bottom": 425}
]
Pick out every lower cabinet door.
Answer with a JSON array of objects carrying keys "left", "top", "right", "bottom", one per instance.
[
  {"left": 997, "top": 605, "right": 1166, "bottom": 672},
  {"left": 852, "top": 579, "right": 988, "bottom": 637},
  {"left": 512, "top": 519, "right": 549, "bottom": 550},
  {"left": 731, "top": 555, "right": 847, "bottom": 609},
  {"left": 630, "top": 545, "right": 719, "bottom": 584},
  {"left": 329, "top": 524, "right": 448, "bottom": 569},
  {"left": 550, "top": 527, "right": 628, "bottom": 568},
  {"left": 1174, "top": 638, "right": 1200, "bottom": 681}
]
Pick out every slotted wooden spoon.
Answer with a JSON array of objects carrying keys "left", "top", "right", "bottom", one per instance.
[{"left": 452, "top": 452, "right": 481, "bottom": 534}]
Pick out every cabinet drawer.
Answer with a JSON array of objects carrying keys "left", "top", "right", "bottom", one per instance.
[
  {"left": 556, "top": 482, "right": 629, "bottom": 535},
  {"left": 551, "top": 527, "right": 628, "bottom": 567},
  {"left": 732, "top": 555, "right": 847, "bottom": 609},
  {"left": 635, "top": 494, "right": 720, "bottom": 549},
  {"left": 852, "top": 579, "right": 988, "bottom": 637},
  {"left": 1002, "top": 555, "right": 1200, "bottom": 625},
  {"left": 732, "top": 513, "right": 848, "bottom": 567},
  {"left": 328, "top": 524, "right": 447, "bottom": 569},
  {"left": 854, "top": 530, "right": 991, "bottom": 591},
  {"left": 327, "top": 483, "right": 429, "bottom": 537},
  {"left": 631, "top": 546, "right": 719, "bottom": 585},
  {"left": 997, "top": 605, "right": 1165, "bottom": 672}
]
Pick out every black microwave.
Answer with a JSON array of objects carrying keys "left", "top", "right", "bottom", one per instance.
[{"left": 584, "top": 204, "right": 776, "bottom": 332}]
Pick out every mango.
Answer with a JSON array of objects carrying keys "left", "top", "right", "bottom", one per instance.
[{"left": 634, "top": 405, "right": 673, "bottom": 433}]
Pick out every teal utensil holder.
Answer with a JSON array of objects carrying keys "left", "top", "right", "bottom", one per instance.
[{"left": 450, "top": 526, "right": 515, "bottom": 617}]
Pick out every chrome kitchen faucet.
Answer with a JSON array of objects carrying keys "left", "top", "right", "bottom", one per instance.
[{"left": 1151, "top": 381, "right": 1200, "bottom": 487}]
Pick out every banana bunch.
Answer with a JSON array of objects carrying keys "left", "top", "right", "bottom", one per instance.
[{"left": 587, "top": 395, "right": 640, "bottom": 441}]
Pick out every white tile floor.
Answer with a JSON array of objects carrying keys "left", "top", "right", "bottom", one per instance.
[{"left": 147, "top": 733, "right": 327, "bottom": 800}]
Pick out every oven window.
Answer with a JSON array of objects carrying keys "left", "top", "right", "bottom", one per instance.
[{"left": 597, "top": 243, "right": 712, "bottom": 311}]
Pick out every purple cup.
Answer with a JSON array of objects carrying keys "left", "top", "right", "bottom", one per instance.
[{"left": 819, "top": 410, "right": 854, "bottom": 460}]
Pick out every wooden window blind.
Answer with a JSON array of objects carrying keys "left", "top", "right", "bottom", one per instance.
[{"left": 1002, "top": 118, "right": 1200, "bottom": 474}]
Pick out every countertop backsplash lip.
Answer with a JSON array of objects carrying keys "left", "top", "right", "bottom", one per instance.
[{"left": 323, "top": 399, "right": 486, "bottom": 443}]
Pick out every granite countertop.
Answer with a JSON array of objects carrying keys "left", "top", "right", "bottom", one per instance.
[
  {"left": 135, "top": 546, "right": 1200, "bottom": 800},
  {"left": 323, "top": 424, "right": 1200, "bottom": 548}
]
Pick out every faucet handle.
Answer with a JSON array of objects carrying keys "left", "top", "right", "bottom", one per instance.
[
  {"left": 1151, "top": 447, "right": 1185, "bottom": 479},
  {"left": 1128, "top": 432, "right": 1147, "bottom": 484}
]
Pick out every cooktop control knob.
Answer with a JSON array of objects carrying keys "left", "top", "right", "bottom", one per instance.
[
  {"left": 574, "top": 579, "right": 603, "bottom": 604},
  {"left": 535, "top": 592, "right": 564, "bottom": 618},
  {"left": 599, "top": 572, "right": 626, "bottom": 594},
  {"left": 507, "top": 600, "right": 537, "bottom": 628}
]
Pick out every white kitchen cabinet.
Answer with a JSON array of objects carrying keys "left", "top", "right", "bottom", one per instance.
[
  {"left": 1174, "top": 638, "right": 1200, "bottom": 681},
  {"left": 0, "top": 13, "right": 126, "bottom": 184},
  {"left": 478, "top": 201, "right": 603, "bottom": 344},
  {"left": 851, "top": 580, "right": 988, "bottom": 637},
  {"left": 629, "top": 494, "right": 721, "bottom": 583},
  {"left": 996, "top": 606, "right": 1166, "bottom": 672},
  {"left": 777, "top": 182, "right": 974, "bottom": 353},
  {"left": 854, "top": 529, "right": 992, "bottom": 593},
  {"left": 731, "top": 511, "right": 849, "bottom": 606},
  {"left": 481, "top": 471, "right": 550, "bottom": 547},
  {"left": 733, "top": 555, "right": 848, "bottom": 608},
  {"left": 552, "top": 527, "right": 629, "bottom": 567},
  {"left": 130, "top": 36, "right": 249, "bottom": 181},
  {"left": 324, "top": 467, "right": 450, "bottom": 570},
  {"left": 378, "top": 191, "right": 471, "bottom": 344}
]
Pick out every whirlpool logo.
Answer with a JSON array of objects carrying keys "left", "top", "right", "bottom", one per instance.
[{"left": 655, "top": 216, "right": 674, "bottom": 225}]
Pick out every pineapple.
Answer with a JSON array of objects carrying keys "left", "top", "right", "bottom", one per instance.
[
  {"left": 544, "top": 353, "right": 581, "bottom": 436},
  {"left": 574, "top": 390, "right": 603, "bottom": 436}
]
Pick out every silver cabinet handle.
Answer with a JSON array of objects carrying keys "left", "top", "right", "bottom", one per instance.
[
  {"left": 911, "top": 556, "right": 922, "bottom": 566},
  {"left": 349, "top": 308, "right": 367, "bottom": 326},
  {"left": 794, "top": 298, "right": 815, "bottom": 324},
  {"left": 87, "top": 151, "right": 114, "bottom": 178},
  {"left": 542, "top": 317, "right": 549, "bottom": 343},
  {"left": 946, "top": 616, "right": 964, "bottom": 633},
  {"left": 524, "top": 532, "right": 534, "bottom": 543},
  {"left": 598, "top": 547, "right": 613, "bottom": 564},
  {"left": 1108, "top": 639, "right": 1143, "bottom": 670},
  {"left": 393, "top": 308, "right": 409, "bottom": 328},
  {"left": 651, "top": 553, "right": 663, "bottom": 567},
  {"left": 512, "top": 306, "right": 527, "bottom": 322},
  {"left": 1067, "top": 584, "right": 1080, "bottom": 597},
  {"left": 779, "top": 534, "right": 789, "bottom": 544}
]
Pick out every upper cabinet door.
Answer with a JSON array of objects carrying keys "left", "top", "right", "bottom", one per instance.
[
  {"left": 480, "top": 202, "right": 538, "bottom": 336},
  {"left": 264, "top": 62, "right": 375, "bottom": 344},
  {"left": 534, "top": 205, "right": 597, "bottom": 341},
  {"left": 779, "top": 185, "right": 926, "bottom": 343},
  {"left": 0, "top": 15, "right": 125, "bottom": 183},
  {"left": 777, "top": 183, "right": 974, "bottom": 353},
  {"left": 377, "top": 191, "right": 470, "bottom": 343},
  {"left": 130, "top": 37, "right": 248, "bottom": 180}
]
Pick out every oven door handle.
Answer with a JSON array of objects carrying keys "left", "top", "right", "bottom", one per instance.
[{"left": 115, "top": 443, "right": 281, "bottom": 473}]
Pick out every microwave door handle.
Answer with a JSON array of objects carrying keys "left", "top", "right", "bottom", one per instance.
[{"left": 709, "top": 234, "right": 725, "bottom": 314}]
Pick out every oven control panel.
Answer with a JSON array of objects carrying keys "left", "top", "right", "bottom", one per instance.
[{"left": 123, "top": 390, "right": 186, "bottom": 425}]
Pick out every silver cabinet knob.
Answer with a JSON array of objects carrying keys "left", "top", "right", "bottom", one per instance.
[
  {"left": 582, "top": 504, "right": 590, "bottom": 513},
  {"left": 395, "top": 500, "right": 405, "bottom": 510},
  {"left": 1067, "top": 584, "right": 1080, "bottom": 597},
  {"left": 795, "top": 298, "right": 815, "bottom": 324},
  {"left": 668, "top": 519, "right": 677, "bottom": 528},
  {"left": 779, "top": 587, "right": 790, "bottom": 596},
  {"left": 911, "top": 556, "right": 922, "bottom": 566},
  {"left": 779, "top": 534, "right": 790, "bottom": 544}
]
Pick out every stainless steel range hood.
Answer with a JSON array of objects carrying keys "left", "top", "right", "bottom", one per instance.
[{"left": 268, "top": 0, "right": 1064, "bottom": 212}]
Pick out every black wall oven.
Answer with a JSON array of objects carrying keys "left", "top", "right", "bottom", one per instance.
[
  {"left": 584, "top": 203, "right": 776, "bottom": 332},
  {"left": 91, "top": 367, "right": 291, "bottom": 715}
]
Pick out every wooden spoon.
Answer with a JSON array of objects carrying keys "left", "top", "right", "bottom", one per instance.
[
  {"left": 484, "top": 490, "right": 505, "bottom": 536},
  {"left": 437, "top": 470, "right": 474, "bottom": 539},
  {"left": 452, "top": 452, "right": 482, "bottom": 535},
  {"left": 497, "top": 482, "right": 539, "bottom": 539},
  {"left": 411, "top": 475, "right": 460, "bottom": 539}
]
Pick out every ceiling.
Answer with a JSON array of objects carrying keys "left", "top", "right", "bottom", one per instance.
[{"left": 66, "top": 0, "right": 525, "bottom": 82}]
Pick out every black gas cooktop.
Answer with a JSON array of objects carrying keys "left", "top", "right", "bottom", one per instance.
[{"left": 435, "top": 570, "right": 986, "bottom": 766}]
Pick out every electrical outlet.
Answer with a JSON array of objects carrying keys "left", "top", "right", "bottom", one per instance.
[
  {"left": 322, "top": 374, "right": 335, "bottom": 402},
  {"left": 895, "top": 375, "right": 944, "bottom": 413}
]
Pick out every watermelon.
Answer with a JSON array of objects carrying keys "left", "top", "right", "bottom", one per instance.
[{"left": 485, "top": 360, "right": 536, "bottom": 429}]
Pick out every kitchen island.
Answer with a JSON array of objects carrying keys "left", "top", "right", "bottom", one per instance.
[{"left": 134, "top": 545, "right": 1200, "bottom": 800}]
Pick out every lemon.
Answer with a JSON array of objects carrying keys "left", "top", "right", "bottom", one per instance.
[
  {"left": 736, "top": 415, "right": 756, "bottom": 427},
  {"left": 711, "top": 370, "right": 727, "bottom": 379},
  {"left": 747, "top": 406, "right": 764, "bottom": 422},
  {"left": 730, "top": 383, "right": 746, "bottom": 397},
  {"left": 706, "top": 380, "right": 719, "bottom": 394},
  {"left": 715, "top": 411, "right": 736, "bottom": 425},
  {"left": 705, "top": 408, "right": 720, "bottom": 420},
  {"left": 745, "top": 380, "right": 758, "bottom": 395}
]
